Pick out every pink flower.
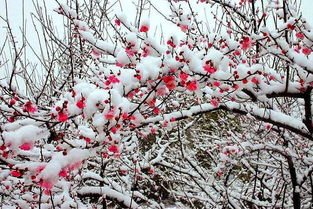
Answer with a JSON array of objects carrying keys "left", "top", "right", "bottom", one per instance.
[
  {"left": 24, "top": 101, "right": 37, "bottom": 113},
  {"left": 149, "top": 168, "right": 155, "bottom": 174},
  {"left": 11, "top": 170, "right": 22, "bottom": 177},
  {"left": 140, "top": 25, "right": 149, "bottom": 32},
  {"left": 240, "top": 36, "right": 252, "bottom": 51},
  {"left": 210, "top": 99, "right": 219, "bottom": 107},
  {"left": 105, "top": 110, "right": 115, "bottom": 120},
  {"left": 122, "top": 112, "right": 129, "bottom": 120},
  {"left": 115, "top": 19, "right": 121, "bottom": 26},
  {"left": 102, "top": 152, "right": 108, "bottom": 158},
  {"left": 179, "top": 72, "right": 189, "bottom": 81},
  {"left": 125, "top": 48, "right": 135, "bottom": 57},
  {"left": 20, "top": 142, "right": 32, "bottom": 151},
  {"left": 120, "top": 169, "right": 127, "bottom": 174},
  {"left": 251, "top": 77, "right": 259, "bottom": 84},
  {"left": 186, "top": 81, "right": 198, "bottom": 91},
  {"left": 166, "top": 82, "right": 176, "bottom": 90},
  {"left": 76, "top": 100, "right": 85, "bottom": 109},
  {"left": 296, "top": 32, "right": 304, "bottom": 39},
  {"left": 10, "top": 99, "right": 16, "bottom": 105},
  {"left": 287, "top": 24, "right": 295, "bottom": 30},
  {"left": 162, "top": 75, "right": 175, "bottom": 84},
  {"left": 8, "top": 117, "right": 14, "bottom": 123},
  {"left": 134, "top": 74, "right": 142, "bottom": 80},
  {"left": 233, "top": 50, "right": 241, "bottom": 56},
  {"left": 39, "top": 180, "right": 53, "bottom": 195},
  {"left": 162, "top": 75, "right": 176, "bottom": 90},
  {"left": 58, "top": 169, "right": 68, "bottom": 177},
  {"left": 167, "top": 40, "right": 176, "bottom": 48},
  {"left": 203, "top": 65, "right": 217, "bottom": 74},
  {"left": 127, "top": 92, "right": 134, "bottom": 99},
  {"left": 40, "top": 181, "right": 53, "bottom": 190},
  {"left": 115, "top": 62, "right": 124, "bottom": 67},
  {"left": 108, "top": 145, "right": 119, "bottom": 153},
  {"left": 143, "top": 47, "right": 150, "bottom": 57},
  {"left": 108, "top": 75, "right": 120, "bottom": 83},
  {"left": 153, "top": 107, "right": 160, "bottom": 114},
  {"left": 58, "top": 112, "right": 68, "bottom": 122},
  {"left": 213, "top": 81, "right": 220, "bottom": 87},
  {"left": 269, "top": 75, "right": 275, "bottom": 81},
  {"left": 147, "top": 98, "right": 156, "bottom": 107},
  {"left": 110, "top": 127, "right": 117, "bottom": 134},
  {"left": 129, "top": 115, "right": 136, "bottom": 121},
  {"left": 180, "top": 24, "right": 188, "bottom": 33},
  {"left": 44, "top": 190, "right": 50, "bottom": 195},
  {"left": 233, "top": 84, "right": 239, "bottom": 90},
  {"left": 302, "top": 48, "right": 311, "bottom": 56}
]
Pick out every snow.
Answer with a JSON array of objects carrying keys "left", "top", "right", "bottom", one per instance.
[
  {"left": 84, "top": 89, "right": 109, "bottom": 118},
  {"left": 136, "top": 56, "right": 162, "bottom": 82},
  {"left": 2, "top": 125, "right": 48, "bottom": 150},
  {"left": 78, "top": 186, "right": 139, "bottom": 208},
  {"left": 78, "top": 125, "right": 96, "bottom": 140},
  {"left": 38, "top": 148, "right": 89, "bottom": 184}
]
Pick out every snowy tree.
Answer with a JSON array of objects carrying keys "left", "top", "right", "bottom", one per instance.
[{"left": 0, "top": 0, "right": 313, "bottom": 208}]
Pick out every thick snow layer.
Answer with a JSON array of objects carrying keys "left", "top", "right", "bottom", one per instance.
[
  {"left": 78, "top": 186, "right": 139, "bottom": 208},
  {"left": 2, "top": 125, "right": 48, "bottom": 150}
]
